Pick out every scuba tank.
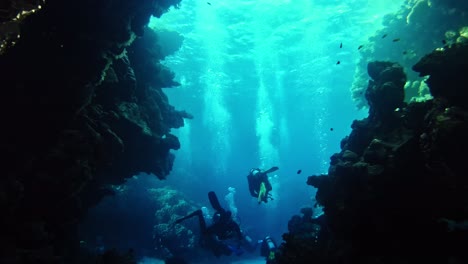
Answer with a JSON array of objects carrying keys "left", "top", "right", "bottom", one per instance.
[{"left": 260, "top": 236, "right": 277, "bottom": 260}]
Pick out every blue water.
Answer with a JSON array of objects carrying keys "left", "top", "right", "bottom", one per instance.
[
  {"left": 153, "top": 0, "right": 402, "bottom": 244},
  {"left": 81, "top": 1, "right": 406, "bottom": 263}
]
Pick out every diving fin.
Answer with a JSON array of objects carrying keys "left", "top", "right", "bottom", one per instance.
[
  {"left": 208, "top": 191, "right": 224, "bottom": 212},
  {"left": 264, "top": 166, "right": 279, "bottom": 174}
]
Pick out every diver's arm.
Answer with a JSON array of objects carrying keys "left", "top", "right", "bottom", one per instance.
[
  {"left": 249, "top": 187, "right": 257, "bottom": 197},
  {"left": 248, "top": 176, "right": 257, "bottom": 196}
]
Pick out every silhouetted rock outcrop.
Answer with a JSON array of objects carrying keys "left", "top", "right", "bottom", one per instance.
[
  {"left": 413, "top": 43, "right": 468, "bottom": 108},
  {"left": 277, "top": 46, "right": 468, "bottom": 263},
  {"left": 0, "top": 0, "right": 189, "bottom": 263}
]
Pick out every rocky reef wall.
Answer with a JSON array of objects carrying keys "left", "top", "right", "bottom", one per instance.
[
  {"left": 78, "top": 175, "right": 203, "bottom": 262},
  {"left": 351, "top": 0, "right": 468, "bottom": 109},
  {"left": 277, "top": 43, "right": 468, "bottom": 264},
  {"left": 0, "top": 0, "right": 190, "bottom": 263}
]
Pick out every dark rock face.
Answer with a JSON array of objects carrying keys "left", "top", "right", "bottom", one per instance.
[
  {"left": 366, "top": 61, "right": 406, "bottom": 122},
  {"left": 0, "top": 0, "right": 188, "bottom": 263},
  {"left": 430, "top": 0, "right": 468, "bottom": 10},
  {"left": 277, "top": 48, "right": 468, "bottom": 263},
  {"left": 413, "top": 43, "right": 468, "bottom": 108}
]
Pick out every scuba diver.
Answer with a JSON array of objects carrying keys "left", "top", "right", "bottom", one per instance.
[
  {"left": 247, "top": 166, "right": 279, "bottom": 204},
  {"left": 173, "top": 191, "right": 257, "bottom": 257},
  {"left": 260, "top": 235, "right": 278, "bottom": 263}
]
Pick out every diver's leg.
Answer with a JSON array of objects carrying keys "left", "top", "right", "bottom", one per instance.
[
  {"left": 208, "top": 191, "right": 224, "bottom": 212},
  {"left": 196, "top": 210, "right": 207, "bottom": 232}
]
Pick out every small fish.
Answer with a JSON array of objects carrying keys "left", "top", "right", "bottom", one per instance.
[
  {"left": 358, "top": 45, "right": 363, "bottom": 50},
  {"left": 382, "top": 34, "right": 388, "bottom": 38},
  {"left": 392, "top": 38, "right": 400, "bottom": 42},
  {"left": 207, "top": 2, "right": 211, "bottom": 5},
  {"left": 340, "top": 42, "right": 342, "bottom": 48},
  {"left": 297, "top": 170, "right": 302, "bottom": 174},
  {"left": 442, "top": 39, "right": 447, "bottom": 45},
  {"left": 330, "top": 128, "right": 334, "bottom": 131},
  {"left": 336, "top": 61, "right": 341, "bottom": 65},
  {"left": 403, "top": 50, "right": 407, "bottom": 55}
]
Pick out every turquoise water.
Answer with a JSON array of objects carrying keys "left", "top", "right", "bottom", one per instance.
[{"left": 148, "top": 0, "right": 403, "bottom": 243}]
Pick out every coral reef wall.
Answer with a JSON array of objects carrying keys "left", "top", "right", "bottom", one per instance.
[
  {"left": 0, "top": 0, "right": 190, "bottom": 263},
  {"left": 78, "top": 175, "right": 202, "bottom": 261},
  {"left": 351, "top": 0, "right": 468, "bottom": 108},
  {"left": 277, "top": 43, "right": 468, "bottom": 264}
]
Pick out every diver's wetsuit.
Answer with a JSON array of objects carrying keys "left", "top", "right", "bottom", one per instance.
[
  {"left": 174, "top": 191, "right": 244, "bottom": 257},
  {"left": 247, "top": 168, "right": 276, "bottom": 203}
]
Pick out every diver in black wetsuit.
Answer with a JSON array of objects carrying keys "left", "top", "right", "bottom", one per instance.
[
  {"left": 247, "top": 166, "right": 278, "bottom": 204},
  {"left": 173, "top": 191, "right": 257, "bottom": 257}
]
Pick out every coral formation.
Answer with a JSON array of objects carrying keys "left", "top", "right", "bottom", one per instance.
[
  {"left": 79, "top": 178, "right": 202, "bottom": 261},
  {"left": 276, "top": 207, "right": 328, "bottom": 264},
  {"left": 0, "top": 0, "right": 44, "bottom": 55},
  {"left": 0, "top": 0, "right": 189, "bottom": 262},
  {"left": 152, "top": 187, "right": 199, "bottom": 260},
  {"left": 277, "top": 44, "right": 468, "bottom": 263},
  {"left": 365, "top": 61, "right": 406, "bottom": 122},
  {"left": 351, "top": 0, "right": 468, "bottom": 108},
  {"left": 413, "top": 43, "right": 468, "bottom": 107}
]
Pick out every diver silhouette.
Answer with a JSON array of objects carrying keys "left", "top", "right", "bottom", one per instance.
[
  {"left": 173, "top": 191, "right": 257, "bottom": 257},
  {"left": 247, "top": 166, "right": 278, "bottom": 204}
]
